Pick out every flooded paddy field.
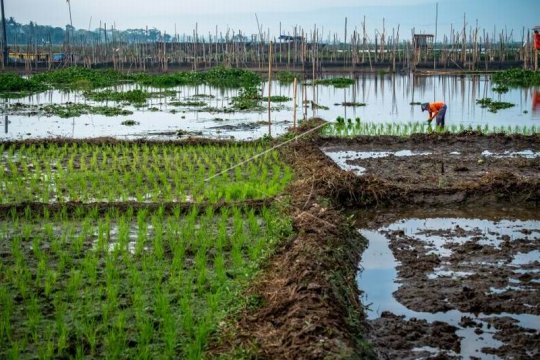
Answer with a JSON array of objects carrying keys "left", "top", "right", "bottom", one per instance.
[
  {"left": 321, "top": 133, "right": 540, "bottom": 204},
  {"left": 356, "top": 206, "right": 539, "bottom": 359},
  {"left": 1, "top": 72, "right": 539, "bottom": 141}
]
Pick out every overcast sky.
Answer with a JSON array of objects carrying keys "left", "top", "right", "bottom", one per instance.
[{"left": 5, "top": 0, "right": 540, "bottom": 40}]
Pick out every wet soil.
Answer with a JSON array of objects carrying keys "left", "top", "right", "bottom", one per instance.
[
  {"left": 357, "top": 206, "right": 540, "bottom": 359},
  {"left": 212, "top": 128, "right": 539, "bottom": 359},
  {"left": 320, "top": 133, "right": 540, "bottom": 206}
]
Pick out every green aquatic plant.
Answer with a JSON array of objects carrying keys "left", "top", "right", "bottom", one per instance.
[
  {"left": 169, "top": 100, "right": 207, "bottom": 107},
  {"left": 32, "top": 66, "right": 129, "bottom": 89},
  {"left": 276, "top": 71, "right": 302, "bottom": 83},
  {"left": 230, "top": 86, "right": 263, "bottom": 110},
  {"left": 341, "top": 102, "right": 366, "bottom": 107},
  {"left": 475, "top": 98, "right": 515, "bottom": 113},
  {"left": 492, "top": 68, "right": 540, "bottom": 88},
  {"left": 0, "top": 73, "right": 47, "bottom": 95},
  {"left": 84, "top": 89, "right": 150, "bottom": 104},
  {"left": 314, "top": 77, "right": 355, "bottom": 88},
  {"left": 261, "top": 95, "right": 291, "bottom": 103}
]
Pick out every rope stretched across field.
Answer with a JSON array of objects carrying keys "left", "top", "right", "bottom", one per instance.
[{"left": 204, "top": 122, "right": 327, "bottom": 182}]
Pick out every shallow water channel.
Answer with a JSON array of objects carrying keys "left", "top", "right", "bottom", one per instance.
[
  {"left": 1, "top": 74, "right": 539, "bottom": 140},
  {"left": 357, "top": 208, "right": 540, "bottom": 359}
]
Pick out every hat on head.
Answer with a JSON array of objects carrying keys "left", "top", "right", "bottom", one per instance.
[{"left": 421, "top": 103, "right": 429, "bottom": 111}]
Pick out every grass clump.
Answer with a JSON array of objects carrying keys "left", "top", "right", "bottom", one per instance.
[{"left": 476, "top": 97, "right": 515, "bottom": 113}]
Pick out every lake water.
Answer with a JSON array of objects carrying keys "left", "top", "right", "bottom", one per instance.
[{"left": 1, "top": 74, "right": 539, "bottom": 140}]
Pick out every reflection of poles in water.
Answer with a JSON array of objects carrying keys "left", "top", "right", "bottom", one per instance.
[
  {"left": 391, "top": 75, "right": 397, "bottom": 115},
  {"left": 4, "top": 115, "right": 7, "bottom": 134},
  {"left": 292, "top": 77, "right": 297, "bottom": 129}
]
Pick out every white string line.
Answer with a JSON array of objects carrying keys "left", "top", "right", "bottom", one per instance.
[{"left": 204, "top": 122, "right": 327, "bottom": 183}]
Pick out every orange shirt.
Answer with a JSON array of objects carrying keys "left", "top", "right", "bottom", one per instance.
[
  {"left": 427, "top": 101, "right": 445, "bottom": 118},
  {"left": 534, "top": 32, "right": 540, "bottom": 50}
]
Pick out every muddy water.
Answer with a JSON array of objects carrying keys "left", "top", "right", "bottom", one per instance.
[
  {"left": 357, "top": 208, "right": 540, "bottom": 359},
  {"left": 1, "top": 74, "right": 539, "bottom": 140}
]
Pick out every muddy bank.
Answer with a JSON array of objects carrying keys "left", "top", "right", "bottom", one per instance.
[
  {"left": 211, "top": 128, "right": 539, "bottom": 358},
  {"left": 212, "top": 121, "right": 376, "bottom": 359}
]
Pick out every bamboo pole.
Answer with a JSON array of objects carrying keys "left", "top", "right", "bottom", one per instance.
[
  {"left": 293, "top": 77, "right": 297, "bottom": 129},
  {"left": 267, "top": 41, "right": 272, "bottom": 137}
]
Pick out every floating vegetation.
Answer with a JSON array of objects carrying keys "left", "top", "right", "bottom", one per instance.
[
  {"left": 476, "top": 98, "right": 515, "bottom": 113},
  {"left": 133, "top": 67, "right": 261, "bottom": 88},
  {"left": 230, "top": 86, "right": 263, "bottom": 110},
  {"left": 84, "top": 89, "right": 151, "bottom": 104},
  {"left": 169, "top": 100, "right": 207, "bottom": 107},
  {"left": 32, "top": 66, "right": 129, "bottom": 89},
  {"left": 192, "top": 94, "right": 215, "bottom": 98},
  {"left": 314, "top": 77, "right": 355, "bottom": 88},
  {"left": 492, "top": 84, "right": 509, "bottom": 93},
  {"left": 0, "top": 73, "right": 47, "bottom": 96},
  {"left": 341, "top": 102, "right": 366, "bottom": 107},
  {"left": 322, "top": 119, "right": 538, "bottom": 137},
  {"left": 4, "top": 102, "right": 133, "bottom": 118},
  {"left": 261, "top": 95, "right": 291, "bottom": 103},
  {"left": 492, "top": 68, "right": 540, "bottom": 88},
  {"left": 120, "top": 120, "right": 139, "bottom": 126},
  {"left": 276, "top": 71, "right": 302, "bottom": 83}
]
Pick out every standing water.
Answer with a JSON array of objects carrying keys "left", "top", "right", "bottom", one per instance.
[
  {"left": 1, "top": 74, "right": 539, "bottom": 140},
  {"left": 357, "top": 209, "right": 540, "bottom": 359}
]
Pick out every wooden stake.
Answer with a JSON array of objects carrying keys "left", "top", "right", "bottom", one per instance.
[
  {"left": 293, "top": 77, "right": 298, "bottom": 129},
  {"left": 267, "top": 41, "right": 272, "bottom": 137}
]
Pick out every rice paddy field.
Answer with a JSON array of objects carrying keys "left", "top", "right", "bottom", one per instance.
[
  {"left": 0, "top": 66, "right": 539, "bottom": 359},
  {"left": 0, "top": 140, "right": 293, "bottom": 359}
]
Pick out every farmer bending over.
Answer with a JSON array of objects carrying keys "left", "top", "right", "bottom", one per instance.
[{"left": 421, "top": 101, "right": 447, "bottom": 127}]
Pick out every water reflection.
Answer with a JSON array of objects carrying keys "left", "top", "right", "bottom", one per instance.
[{"left": 1, "top": 74, "right": 539, "bottom": 140}]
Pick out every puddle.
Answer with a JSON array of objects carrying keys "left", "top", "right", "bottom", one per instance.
[
  {"left": 357, "top": 211, "right": 540, "bottom": 359},
  {"left": 481, "top": 150, "right": 540, "bottom": 158},
  {"left": 323, "top": 149, "right": 431, "bottom": 175}
]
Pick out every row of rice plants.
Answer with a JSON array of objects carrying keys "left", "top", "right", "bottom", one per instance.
[
  {"left": 0, "top": 143, "right": 293, "bottom": 204},
  {"left": 321, "top": 120, "right": 539, "bottom": 137},
  {"left": 0, "top": 205, "right": 293, "bottom": 359}
]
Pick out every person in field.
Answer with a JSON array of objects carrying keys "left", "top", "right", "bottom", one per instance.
[{"left": 421, "top": 101, "right": 447, "bottom": 127}]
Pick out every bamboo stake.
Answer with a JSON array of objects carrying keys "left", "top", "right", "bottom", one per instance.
[
  {"left": 267, "top": 41, "right": 272, "bottom": 137},
  {"left": 293, "top": 77, "right": 298, "bottom": 129}
]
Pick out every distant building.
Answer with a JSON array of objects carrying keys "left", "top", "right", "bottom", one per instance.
[{"left": 413, "top": 34, "right": 434, "bottom": 51}]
